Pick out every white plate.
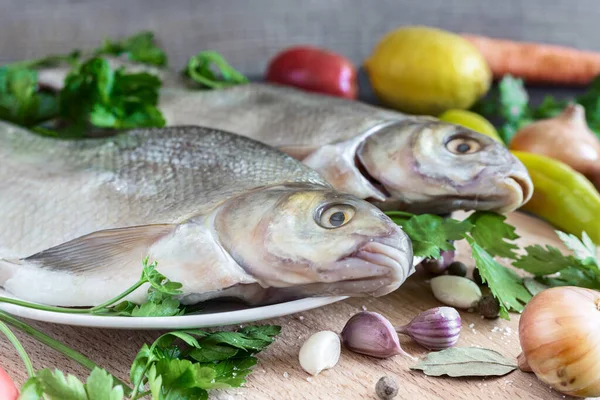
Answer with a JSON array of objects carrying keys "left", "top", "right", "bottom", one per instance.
[{"left": 0, "top": 289, "right": 348, "bottom": 330}]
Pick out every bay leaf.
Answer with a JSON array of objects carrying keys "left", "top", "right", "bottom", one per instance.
[
  {"left": 410, "top": 347, "right": 517, "bottom": 377},
  {"left": 523, "top": 278, "right": 549, "bottom": 297}
]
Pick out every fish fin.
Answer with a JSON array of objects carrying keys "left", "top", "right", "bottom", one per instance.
[
  {"left": 0, "top": 258, "right": 22, "bottom": 286},
  {"left": 24, "top": 224, "right": 176, "bottom": 273}
]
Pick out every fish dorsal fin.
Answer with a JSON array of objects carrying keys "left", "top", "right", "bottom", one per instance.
[{"left": 25, "top": 224, "right": 176, "bottom": 273}]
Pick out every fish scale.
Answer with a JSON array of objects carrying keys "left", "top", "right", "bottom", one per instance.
[{"left": 0, "top": 122, "right": 329, "bottom": 257}]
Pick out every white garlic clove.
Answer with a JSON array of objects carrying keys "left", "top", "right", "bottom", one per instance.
[
  {"left": 430, "top": 275, "right": 482, "bottom": 309},
  {"left": 298, "top": 330, "right": 341, "bottom": 376}
]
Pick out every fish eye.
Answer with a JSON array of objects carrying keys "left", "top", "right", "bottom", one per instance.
[
  {"left": 445, "top": 137, "right": 482, "bottom": 155},
  {"left": 317, "top": 204, "right": 356, "bottom": 229}
]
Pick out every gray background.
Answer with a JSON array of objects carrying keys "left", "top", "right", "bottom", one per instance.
[{"left": 0, "top": 0, "right": 598, "bottom": 79}]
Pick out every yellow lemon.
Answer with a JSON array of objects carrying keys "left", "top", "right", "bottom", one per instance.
[
  {"left": 438, "top": 109, "right": 503, "bottom": 143},
  {"left": 364, "top": 26, "right": 492, "bottom": 115}
]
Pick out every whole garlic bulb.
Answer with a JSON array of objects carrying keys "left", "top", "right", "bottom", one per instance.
[{"left": 519, "top": 286, "right": 600, "bottom": 397}]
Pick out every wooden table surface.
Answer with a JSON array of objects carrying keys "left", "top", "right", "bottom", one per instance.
[{"left": 0, "top": 212, "right": 595, "bottom": 400}]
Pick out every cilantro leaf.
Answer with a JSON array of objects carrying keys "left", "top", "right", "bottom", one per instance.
[
  {"left": 131, "top": 297, "right": 183, "bottom": 317},
  {"left": 85, "top": 368, "right": 124, "bottom": 400},
  {"left": 467, "top": 238, "right": 531, "bottom": 319},
  {"left": 35, "top": 369, "right": 87, "bottom": 400},
  {"left": 513, "top": 245, "right": 577, "bottom": 275},
  {"left": 94, "top": 31, "right": 167, "bottom": 66},
  {"left": 395, "top": 214, "right": 472, "bottom": 258},
  {"left": 467, "top": 212, "right": 520, "bottom": 259}
]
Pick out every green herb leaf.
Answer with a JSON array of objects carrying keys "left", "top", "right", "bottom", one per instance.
[
  {"left": 0, "top": 67, "right": 58, "bottom": 126},
  {"left": 207, "top": 355, "right": 257, "bottom": 387},
  {"left": 410, "top": 347, "right": 517, "bottom": 377},
  {"left": 94, "top": 32, "right": 167, "bottom": 66},
  {"left": 56, "top": 57, "right": 165, "bottom": 136},
  {"left": 395, "top": 214, "right": 472, "bottom": 258},
  {"left": 556, "top": 231, "right": 598, "bottom": 266},
  {"left": 513, "top": 245, "right": 577, "bottom": 275},
  {"left": 468, "top": 238, "right": 531, "bottom": 319},
  {"left": 467, "top": 212, "right": 520, "bottom": 259},
  {"left": 131, "top": 297, "right": 183, "bottom": 317},
  {"left": 541, "top": 267, "right": 600, "bottom": 289},
  {"left": 35, "top": 369, "right": 87, "bottom": 400},
  {"left": 523, "top": 278, "right": 549, "bottom": 296},
  {"left": 188, "top": 343, "right": 238, "bottom": 363},
  {"left": 147, "top": 365, "right": 163, "bottom": 400},
  {"left": 184, "top": 51, "right": 248, "bottom": 89},
  {"left": 85, "top": 368, "right": 124, "bottom": 400},
  {"left": 18, "top": 377, "right": 43, "bottom": 400}
]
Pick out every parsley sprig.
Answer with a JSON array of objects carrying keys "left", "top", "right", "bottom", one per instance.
[
  {"left": 0, "top": 257, "right": 185, "bottom": 317},
  {"left": 386, "top": 211, "right": 533, "bottom": 319},
  {"left": 473, "top": 74, "right": 600, "bottom": 143},
  {"left": 388, "top": 210, "right": 600, "bottom": 320},
  {"left": 0, "top": 309, "right": 280, "bottom": 400}
]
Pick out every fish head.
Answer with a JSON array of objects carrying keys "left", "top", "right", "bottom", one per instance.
[
  {"left": 214, "top": 185, "right": 414, "bottom": 298},
  {"left": 357, "top": 120, "right": 533, "bottom": 213}
]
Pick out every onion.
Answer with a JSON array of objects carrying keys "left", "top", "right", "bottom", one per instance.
[{"left": 518, "top": 286, "right": 600, "bottom": 397}]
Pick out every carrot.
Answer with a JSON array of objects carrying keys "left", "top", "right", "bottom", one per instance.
[{"left": 461, "top": 34, "right": 600, "bottom": 86}]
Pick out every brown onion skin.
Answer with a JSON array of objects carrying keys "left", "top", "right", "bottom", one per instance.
[{"left": 519, "top": 286, "right": 600, "bottom": 397}]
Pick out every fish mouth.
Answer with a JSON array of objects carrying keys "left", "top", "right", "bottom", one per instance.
[
  {"left": 493, "top": 171, "right": 534, "bottom": 214},
  {"left": 313, "top": 236, "right": 414, "bottom": 297}
]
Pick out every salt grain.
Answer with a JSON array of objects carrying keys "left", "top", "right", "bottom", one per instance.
[
  {"left": 307, "top": 377, "right": 313, "bottom": 382},
  {"left": 361, "top": 305, "right": 367, "bottom": 311},
  {"left": 298, "top": 316, "right": 305, "bottom": 321},
  {"left": 468, "top": 323, "right": 474, "bottom": 329},
  {"left": 283, "top": 372, "right": 289, "bottom": 378}
]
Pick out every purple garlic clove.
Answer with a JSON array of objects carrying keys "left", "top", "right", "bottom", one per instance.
[
  {"left": 396, "top": 307, "right": 461, "bottom": 350},
  {"left": 420, "top": 250, "right": 455, "bottom": 275},
  {"left": 341, "top": 311, "right": 412, "bottom": 359}
]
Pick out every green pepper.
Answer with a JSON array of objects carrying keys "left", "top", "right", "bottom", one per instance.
[{"left": 513, "top": 150, "right": 600, "bottom": 243}]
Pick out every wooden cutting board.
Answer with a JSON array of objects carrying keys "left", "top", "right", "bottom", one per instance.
[{"left": 0, "top": 212, "right": 594, "bottom": 400}]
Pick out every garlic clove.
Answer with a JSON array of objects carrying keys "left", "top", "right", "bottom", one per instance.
[
  {"left": 430, "top": 275, "right": 482, "bottom": 309},
  {"left": 396, "top": 306, "right": 461, "bottom": 350},
  {"left": 341, "top": 311, "right": 412, "bottom": 359},
  {"left": 298, "top": 330, "right": 341, "bottom": 376}
]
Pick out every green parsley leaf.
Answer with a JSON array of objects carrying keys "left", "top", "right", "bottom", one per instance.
[
  {"left": 147, "top": 365, "right": 163, "bottom": 400},
  {"left": 56, "top": 57, "right": 165, "bottom": 136},
  {"left": 208, "top": 356, "right": 257, "bottom": 387},
  {"left": 35, "top": 369, "right": 87, "bottom": 400},
  {"left": 0, "top": 67, "right": 58, "bottom": 126},
  {"left": 513, "top": 245, "right": 577, "bottom": 275},
  {"left": 131, "top": 297, "right": 183, "bottom": 317},
  {"left": 498, "top": 75, "right": 529, "bottom": 123},
  {"left": 17, "top": 377, "right": 43, "bottom": 400},
  {"left": 556, "top": 231, "right": 598, "bottom": 265},
  {"left": 184, "top": 51, "right": 248, "bottom": 89},
  {"left": 188, "top": 343, "right": 238, "bottom": 362},
  {"left": 540, "top": 267, "right": 600, "bottom": 289},
  {"left": 84, "top": 368, "right": 124, "bottom": 400},
  {"left": 467, "top": 238, "right": 531, "bottom": 319},
  {"left": 142, "top": 258, "right": 184, "bottom": 296},
  {"left": 94, "top": 31, "right": 167, "bottom": 66},
  {"left": 467, "top": 212, "right": 520, "bottom": 259},
  {"left": 396, "top": 214, "right": 472, "bottom": 258}
]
